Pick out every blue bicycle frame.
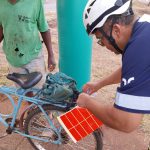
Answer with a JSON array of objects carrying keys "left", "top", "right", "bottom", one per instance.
[{"left": 0, "top": 85, "right": 67, "bottom": 144}]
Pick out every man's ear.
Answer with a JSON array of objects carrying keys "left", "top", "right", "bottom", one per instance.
[{"left": 112, "top": 24, "right": 121, "bottom": 38}]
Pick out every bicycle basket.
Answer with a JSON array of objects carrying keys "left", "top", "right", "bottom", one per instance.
[{"left": 41, "top": 72, "right": 78, "bottom": 102}]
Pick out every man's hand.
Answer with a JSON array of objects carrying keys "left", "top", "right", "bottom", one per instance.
[
  {"left": 40, "top": 30, "right": 56, "bottom": 72},
  {"left": 82, "top": 81, "right": 99, "bottom": 95},
  {"left": 77, "top": 93, "right": 91, "bottom": 108},
  {"left": 47, "top": 55, "right": 56, "bottom": 72}
]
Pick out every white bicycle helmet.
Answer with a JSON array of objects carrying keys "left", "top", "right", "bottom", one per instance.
[{"left": 83, "top": 0, "right": 132, "bottom": 35}]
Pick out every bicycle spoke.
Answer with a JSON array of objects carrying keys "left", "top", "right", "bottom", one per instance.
[{"left": 24, "top": 106, "right": 102, "bottom": 150}]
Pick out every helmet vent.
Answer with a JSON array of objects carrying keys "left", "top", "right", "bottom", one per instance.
[
  {"left": 89, "top": 0, "right": 96, "bottom": 6},
  {"left": 85, "top": 13, "right": 88, "bottom": 19},
  {"left": 87, "top": 8, "right": 91, "bottom": 14}
]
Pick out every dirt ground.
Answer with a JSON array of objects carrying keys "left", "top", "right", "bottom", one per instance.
[{"left": 0, "top": 1, "right": 150, "bottom": 150}]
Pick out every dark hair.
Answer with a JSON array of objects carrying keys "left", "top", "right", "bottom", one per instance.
[
  {"left": 106, "top": 14, "right": 135, "bottom": 26},
  {"left": 92, "top": 14, "right": 134, "bottom": 34}
]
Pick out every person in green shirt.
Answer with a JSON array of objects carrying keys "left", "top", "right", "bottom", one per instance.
[
  {"left": 0, "top": 0, "right": 56, "bottom": 114},
  {"left": 0, "top": 0, "right": 56, "bottom": 88}
]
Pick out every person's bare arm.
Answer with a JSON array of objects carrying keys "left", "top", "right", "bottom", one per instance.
[
  {"left": 97, "top": 67, "right": 121, "bottom": 87},
  {"left": 77, "top": 93, "right": 143, "bottom": 132},
  {"left": 0, "top": 25, "right": 3, "bottom": 43},
  {"left": 83, "top": 67, "right": 122, "bottom": 94},
  {"left": 40, "top": 29, "right": 56, "bottom": 71}
]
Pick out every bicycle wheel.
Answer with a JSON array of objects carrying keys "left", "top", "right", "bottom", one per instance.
[{"left": 24, "top": 105, "right": 103, "bottom": 150}]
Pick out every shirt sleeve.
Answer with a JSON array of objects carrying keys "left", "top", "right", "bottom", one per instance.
[{"left": 37, "top": 0, "right": 49, "bottom": 32}]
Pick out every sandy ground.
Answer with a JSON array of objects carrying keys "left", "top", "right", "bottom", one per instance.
[{"left": 0, "top": 0, "right": 150, "bottom": 150}]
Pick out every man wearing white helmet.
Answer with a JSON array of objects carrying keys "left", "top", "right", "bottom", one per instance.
[{"left": 77, "top": 0, "right": 150, "bottom": 132}]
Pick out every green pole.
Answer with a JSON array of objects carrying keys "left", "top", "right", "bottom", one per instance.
[{"left": 56, "top": 0, "right": 92, "bottom": 90}]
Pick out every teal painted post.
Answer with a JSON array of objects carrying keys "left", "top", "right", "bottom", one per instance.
[{"left": 56, "top": 0, "right": 92, "bottom": 90}]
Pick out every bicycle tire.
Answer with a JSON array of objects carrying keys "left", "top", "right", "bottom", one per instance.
[{"left": 24, "top": 105, "right": 103, "bottom": 150}]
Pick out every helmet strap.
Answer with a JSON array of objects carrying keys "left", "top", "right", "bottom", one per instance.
[{"left": 99, "top": 22, "right": 123, "bottom": 54}]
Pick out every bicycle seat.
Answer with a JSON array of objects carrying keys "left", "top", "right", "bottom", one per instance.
[{"left": 6, "top": 72, "right": 42, "bottom": 89}]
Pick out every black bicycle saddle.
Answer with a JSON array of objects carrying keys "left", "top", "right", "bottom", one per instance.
[{"left": 6, "top": 72, "right": 42, "bottom": 89}]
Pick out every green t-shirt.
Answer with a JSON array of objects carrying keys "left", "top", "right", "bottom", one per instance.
[{"left": 0, "top": 0, "right": 49, "bottom": 67}]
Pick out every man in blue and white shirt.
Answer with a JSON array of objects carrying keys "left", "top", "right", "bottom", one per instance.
[
  {"left": 77, "top": 0, "right": 150, "bottom": 132},
  {"left": 116, "top": 14, "right": 150, "bottom": 114}
]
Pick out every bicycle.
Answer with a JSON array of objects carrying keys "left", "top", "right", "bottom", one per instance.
[{"left": 0, "top": 71, "right": 103, "bottom": 150}]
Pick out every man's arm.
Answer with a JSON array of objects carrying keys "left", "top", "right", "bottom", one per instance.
[
  {"left": 77, "top": 93, "right": 143, "bottom": 133},
  {"left": 82, "top": 67, "right": 122, "bottom": 94},
  {"left": 97, "top": 67, "right": 121, "bottom": 87},
  {"left": 0, "top": 25, "right": 3, "bottom": 43},
  {"left": 40, "top": 29, "right": 56, "bottom": 71}
]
